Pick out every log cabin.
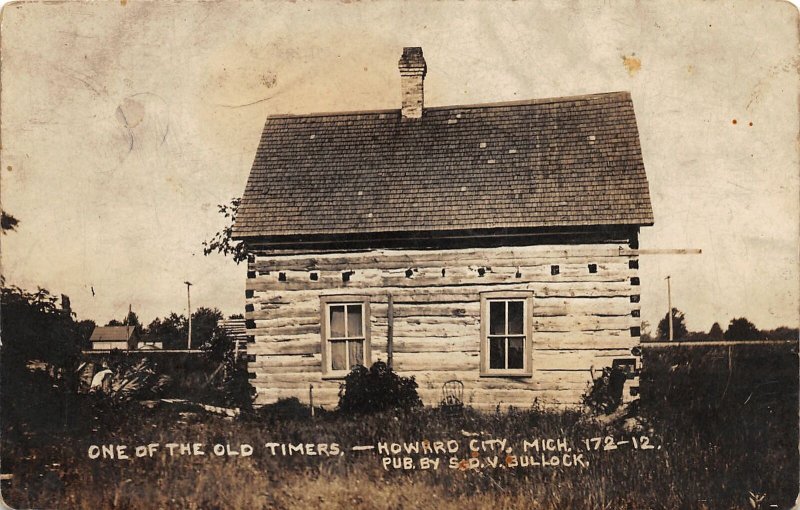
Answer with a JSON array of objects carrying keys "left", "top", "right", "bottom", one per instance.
[{"left": 232, "top": 47, "right": 654, "bottom": 409}]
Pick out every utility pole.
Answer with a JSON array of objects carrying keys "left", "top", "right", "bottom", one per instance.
[
  {"left": 184, "top": 281, "right": 193, "bottom": 349},
  {"left": 665, "top": 276, "right": 673, "bottom": 341}
]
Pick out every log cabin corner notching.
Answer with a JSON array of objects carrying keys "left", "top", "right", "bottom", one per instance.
[{"left": 232, "top": 47, "right": 654, "bottom": 409}]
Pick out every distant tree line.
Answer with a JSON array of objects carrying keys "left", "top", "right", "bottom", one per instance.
[
  {"left": 644, "top": 308, "right": 798, "bottom": 342},
  {"left": 103, "top": 307, "right": 235, "bottom": 350},
  {"left": 1, "top": 211, "right": 253, "bottom": 411}
]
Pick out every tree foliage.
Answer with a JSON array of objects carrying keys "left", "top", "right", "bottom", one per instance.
[
  {"left": 144, "top": 313, "right": 187, "bottom": 349},
  {"left": 656, "top": 308, "right": 689, "bottom": 341},
  {"left": 124, "top": 311, "right": 144, "bottom": 337},
  {"left": 141, "top": 308, "right": 225, "bottom": 349},
  {"left": 201, "top": 324, "right": 255, "bottom": 409},
  {"left": 724, "top": 317, "right": 760, "bottom": 341},
  {"left": 760, "top": 327, "right": 799, "bottom": 341},
  {"left": 1, "top": 285, "right": 82, "bottom": 370},
  {"left": 708, "top": 322, "right": 724, "bottom": 341},
  {"left": 1, "top": 285, "right": 86, "bottom": 438},
  {"left": 104, "top": 312, "right": 143, "bottom": 337},
  {"left": 191, "top": 307, "right": 224, "bottom": 349},
  {"left": 202, "top": 197, "right": 247, "bottom": 264}
]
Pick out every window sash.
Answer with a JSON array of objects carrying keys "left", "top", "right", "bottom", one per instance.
[
  {"left": 329, "top": 338, "right": 364, "bottom": 372},
  {"left": 328, "top": 303, "right": 364, "bottom": 339},
  {"left": 482, "top": 296, "right": 531, "bottom": 375},
  {"left": 323, "top": 300, "right": 369, "bottom": 376},
  {"left": 487, "top": 334, "right": 527, "bottom": 370}
]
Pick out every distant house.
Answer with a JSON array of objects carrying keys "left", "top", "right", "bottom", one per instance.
[
  {"left": 89, "top": 326, "right": 139, "bottom": 351},
  {"left": 232, "top": 47, "right": 654, "bottom": 409}
]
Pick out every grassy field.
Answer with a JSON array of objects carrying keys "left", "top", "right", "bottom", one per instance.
[{"left": 2, "top": 342, "right": 797, "bottom": 509}]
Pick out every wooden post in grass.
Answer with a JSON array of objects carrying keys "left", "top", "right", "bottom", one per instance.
[
  {"left": 184, "top": 281, "right": 193, "bottom": 349},
  {"left": 666, "top": 276, "right": 673, "bottom": 341},
  {"left": 309, "top": 384, "right": 314, "bottom": 418},
  {"left": 387, "top": 293, "right": 394, "bottom": 368}
]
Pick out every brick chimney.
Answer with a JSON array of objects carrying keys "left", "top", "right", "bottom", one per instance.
[{"left": 398, "top": 47, "right": 427, "bottom": 119}]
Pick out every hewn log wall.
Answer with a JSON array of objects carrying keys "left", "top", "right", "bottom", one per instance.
[{"left": 244, "top": 244, "right": 642, "bottom": 409}]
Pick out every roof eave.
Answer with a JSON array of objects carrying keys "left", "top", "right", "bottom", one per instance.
[{"left": 235, "top": 223, "right": 648, "bottom": 250}]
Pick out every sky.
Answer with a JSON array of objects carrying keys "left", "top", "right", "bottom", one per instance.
[{"left": 1, "top": 0, "right": 798, "bottom": 334}]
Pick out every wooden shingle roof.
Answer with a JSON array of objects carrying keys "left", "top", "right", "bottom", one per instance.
[
  {"left": 233, "top": 91, "right": 654, "bottom": 239},
  {"left": 89, "top": 326, "right": 135, "bottom": 342}
]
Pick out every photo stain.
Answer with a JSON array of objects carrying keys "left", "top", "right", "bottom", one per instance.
[
  {"left": 732, "top": 119, "right": 737, "bottom": 125},
  {"left": 622, "top": 55, "right": 641, "bottom": 77},
  {"left": 260, "top": 73, "right": 277, "bottom": 88}
]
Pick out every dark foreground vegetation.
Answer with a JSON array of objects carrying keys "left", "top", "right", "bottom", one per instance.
[{"left": 2, "top": 341, "right": 797, "bottom": 509}]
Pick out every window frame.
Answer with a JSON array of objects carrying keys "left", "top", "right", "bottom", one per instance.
[
  {"left": 320, "top": 295, "right": 371, "bottom": 379},
  {"left": 479, "top": 291, "right": 534, "bottom": 377}
]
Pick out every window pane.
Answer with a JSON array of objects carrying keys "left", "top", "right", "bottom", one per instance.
[
  {"left": 489, "top": 301, "right": 505, "bottom": 335},
  {"left": 348, "top": 340, "right": 364, "bottom": 368},
  {"left": 508, "top": 301, "right": 524, "bottom": 335},
  {"left": 489, "top": 337, "right": 505, "bottom": 369},
  {"left": 508, "top": 336, "right": 524, "bottom": 369},
  {"left": 330, "top": 341, "right": 347, "bottom": 371},
  {"left": 329, "top": 305, "right": 345, "bottom": 337},
  {"left": 347, "top": 305, "right": 363, "bottom": 337}
]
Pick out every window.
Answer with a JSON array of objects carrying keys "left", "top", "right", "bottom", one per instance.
[
  {"left": 320, "top": 297, "right": 371, "bottom": 377},
  {"left": 480, "top": 292, "right": 533, "bottom": 376}
]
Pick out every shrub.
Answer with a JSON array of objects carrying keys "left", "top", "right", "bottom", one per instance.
[
  {"left": 337, "top": 361, "right": 422, "bottom": 414},
  {"left": 202, "top": 328, "right": 255, "bottom": 410},
  {"left": 253, "top": 397, "right": 313, "bottom": 422},
  {"left": 582, "top": 366, "right": 626, "bottom": 414}
]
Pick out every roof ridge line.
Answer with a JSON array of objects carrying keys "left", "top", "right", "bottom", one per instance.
[{"left": 266, "top": 91, "right": 632, "bottom": 120}]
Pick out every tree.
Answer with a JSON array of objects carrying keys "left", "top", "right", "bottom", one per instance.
[
  {"left": 685, "top": 330, "right": 710, "bottom": 342},
  {"left": 724, "top": 317, "right": 760, "bottom": 341},
  {"left": 656, "top": 308, "right": 688, "bottom": 341},
  {"left": 123, "top": 311, "right": 144, "bottom": 337},
  {"left": 639, "top": 320, "right": 653, "bottom": 342},
  {"left": 202, "top": 197, "right": 247, "bottom": 264},
  {"left": 1, "top": 285, "right": 82, "bottom": 368},
  {"left": 761, "top": 327, "right": 799, "bottom": 340},
  {"left": 76, "top": 319, "right": 97, "bottom": 349},
  {"left": 191, "top": 307, "right": 224, "bottom": 349},
  {"left": 105, "top": 312, "right": 143, "bottom": 336},
  {"left": 708, "top": 322, "right": 724, "bottom": 341},
  {"left": 145, "top": 313, "right": 187, "bottom": 349},
  {"left": 201, "top": 325, "right": 255, "bottom": 409},
  {"left": 1, "top": 285, "right": 84, "bottom": 433}
]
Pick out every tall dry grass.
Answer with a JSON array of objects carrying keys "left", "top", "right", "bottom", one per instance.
[{"left": 3, "top": 342, "right": 797, "bottom": 509}]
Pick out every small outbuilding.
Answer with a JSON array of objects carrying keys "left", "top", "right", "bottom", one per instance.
[
  {"left": 89, "top": 326, "right": 139, "bottom": 351},
  {"left": 232, "top": 48, "right": 654, "bottom": 409}
]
